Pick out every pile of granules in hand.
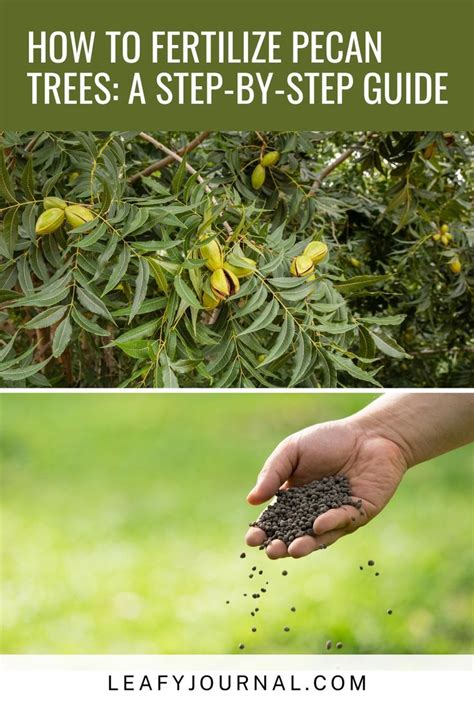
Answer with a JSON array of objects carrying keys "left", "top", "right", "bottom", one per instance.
[{"left": 250, "top": 475, "right": 361, "bottom": 547}]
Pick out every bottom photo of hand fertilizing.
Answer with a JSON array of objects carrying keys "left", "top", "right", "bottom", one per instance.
[{"left": 1, "top": 392, "right": 473, "bottom": 654}]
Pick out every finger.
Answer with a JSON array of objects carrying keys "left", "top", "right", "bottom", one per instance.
[
  {"left": 288, "top": 529, "right": 345, "bottom": 558},
  {"left": 265, "top": 539, "right": 288, "bottom": 559},
  {"left": 247, "top": 438, "right": 297, "bottom": 505},
  {"left": 245, "top": 526, "right": 266, "bottom": 547},
  {"left": 313, "top": 505, "right": 361, "bottom": 536}
]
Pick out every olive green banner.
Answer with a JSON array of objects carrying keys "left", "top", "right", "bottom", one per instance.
[{"left": 0, "top": 0, "right": 472, "bottom": 129}]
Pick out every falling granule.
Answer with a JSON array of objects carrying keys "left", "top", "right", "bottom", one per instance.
[
  {"left": 240, "top": 552, "right": 246, "bottom": 559},
  {"left": 375, "top": 572, "right": 380, "bottom": 576},
  {"left": 282, "top": 570, "right": 288, "bottom": 576},
  {"left": 326, "top": 640, "right": 332, "bottom": 650},
  {"left": 238, "top": 643, "right": 245, "bottom": 650},
  {"left": 226, "top": 600, "right": 230, "bottom": 604},
  {"left": 252, "top": 566, "right": 257, "bottom": 571},
  {"left": 251, "top": 627, "right": 257, "bottom": 632},
  {"left": 368, "top": 560, "right": 375, "bottom": 566},
  {"left": 283, "top": 626, "right": 290, "bottom": 632},
  {"left": 359, "top": 566, "right": 364, "bottom": 570},
  {"left": 387, "top": 609, "right": 393, "bottom": 615},
  {"left": 290, "top": 607, "right": 296, "bottom": 612},
  {"left": 336, "top": 642, "right": 343, "bottom": 649}
]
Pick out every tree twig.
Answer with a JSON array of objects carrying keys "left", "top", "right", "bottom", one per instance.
[
  {"left": 138, "top": 132, "right": 233, "bottom": 236},
  {"left": 307, "top": 131, "right": 375, "bottom": 197},
  {"left": 25, "top": 133, "right": 41, "bottom": 154},
  {"left": 5, "top": 132, "right": 42, "bottom": 171},
  {"left": 129, "top": 131, "right": 211, "bottom": 185},
  {"left": 408, "top": 345, "right": 474, "bottom": 357}
]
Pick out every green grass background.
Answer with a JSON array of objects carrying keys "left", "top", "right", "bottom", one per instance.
[{"left": 1, "top": 393, "right": 473, "bottom": 654}]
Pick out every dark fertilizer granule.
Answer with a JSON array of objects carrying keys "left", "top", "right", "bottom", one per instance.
[
  {"left": 283, "top": 627, "right": 290, "bottom": 632},
  {"left": 368, "top": 559, "right": 375, "bottom": 566},
  {"left": 250, "top": 475, "right": 360, "bottom": 547},
  {"left": 239, "top": 643, "right": 245, "bottom": 650},
  {"left": 290, "top": 607, "right": 296, "bottom": 612},
  {"left": 240, "top": 552, "right": 246, "bottom": 559},
  {"left": 336, "top": 642, "right": 343, "bottom": 649},
  {"left": 282, "top": 570, "right": 288, "bottom": 576},
  {"left": 387, "top": 609, "right": 393, "bottom": 615},
  {"left": 326, "top": 640, "right": 332, "bottom": 650}
]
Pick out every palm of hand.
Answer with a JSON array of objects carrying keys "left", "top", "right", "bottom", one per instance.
[
  {"left": 292, "top": 421, "right": 407, "bottom": 519},
  {"left": 246, "top": 420, "right": 407, "bottom": 559}
]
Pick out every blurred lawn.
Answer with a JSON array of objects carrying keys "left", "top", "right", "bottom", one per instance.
[{"left": 0, "top": 393, "right": 473, "bottom": 654}]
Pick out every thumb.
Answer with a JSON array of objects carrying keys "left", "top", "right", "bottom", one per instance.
[{"left": 247, "top": 437, "right": 298, "bottom": 505}]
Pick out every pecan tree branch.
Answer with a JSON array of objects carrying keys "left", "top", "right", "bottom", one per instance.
[
  {"left": 138, "top": 132, "right": 233, "bottom": 236},
  {"left": 129, "top": 131, "right": 211, "bottom": 185},
  {"left": 307, "top": 131, "right": 376, "bottom": 197}
]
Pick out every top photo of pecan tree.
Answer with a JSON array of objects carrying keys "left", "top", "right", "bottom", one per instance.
[{"left": 0, "top": 131, "right": 472, "bottom": 388}]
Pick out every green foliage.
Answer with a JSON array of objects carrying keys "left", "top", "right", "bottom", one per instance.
[
  {"left": 1, "top": 393, "right": 473, "bottom": 653},
  {"left": 0, "top": 130, "right": 472, "bottom": 387}
]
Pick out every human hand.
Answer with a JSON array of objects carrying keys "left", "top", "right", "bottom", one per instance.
[{"left": 245, "top": 416, "right": 408, "bottom": 559}]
